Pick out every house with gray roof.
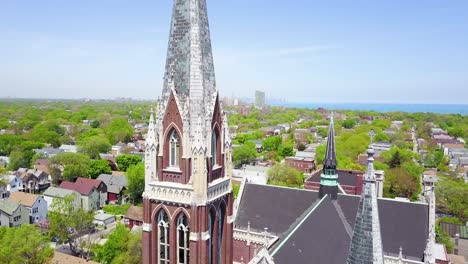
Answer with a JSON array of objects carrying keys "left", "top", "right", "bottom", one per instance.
[
  {"left": 97, "top": 174, "right": 127, "bottom": 202},
  {"left": 43, "top": 187, "right": 81, "bottom": 211},
  {"left": 33, "top": 147, "right": 64, "bottom": 158},
  {"left": 0, "top": 200, "right": 29, "bottom": 227}
]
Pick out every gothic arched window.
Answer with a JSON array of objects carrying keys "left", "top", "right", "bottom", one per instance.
[
  {"left": 208, "top": 212, "right": 214, "bottom": 264},
  {"left": 216, "top": 206, "right": 225, "bottom": 264},
  {"left": 158, "top": 210, "right": 170, "bottom": 264},
  {"left": 211, "top": 131, "right": 218, "bottom": 166},
  {"left": 177, "top": 214, "right": 190, "bottom": 264},
  {"left": 169, "top": 130, "right": 180, "bottom": 168}
]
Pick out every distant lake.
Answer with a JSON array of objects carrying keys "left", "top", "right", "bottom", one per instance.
[{"left": 269, "top": 102, "right": 468, "bottom": 115}]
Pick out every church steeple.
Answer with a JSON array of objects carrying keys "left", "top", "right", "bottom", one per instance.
[
  {"left": 347, "top": 146, "right": 384, "bottom": 264},
  {"left": 319, "top": 114, "right": 339, "bottom": 199},
  {"left": 142, "top": 1, "right": 233, "bottom": 263}
]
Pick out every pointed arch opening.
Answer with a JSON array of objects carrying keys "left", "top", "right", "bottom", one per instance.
[
  {"left": 208, "top": 208, "right": 216, "bottom": 264},
  {"left": 211, "top": 129, "right": 219, "bottom": 167},
  {"left": 216, "top": 203, "right": 226, "bottom": 264},
  {"left": 168, "top": 129, "right": 180, "bottom": 169},
  {"left": 157, "top": 210, "right": 170, "bottom": 264},
  {"left": 176, "top": 213, "right": 190, "bottom": 264}
]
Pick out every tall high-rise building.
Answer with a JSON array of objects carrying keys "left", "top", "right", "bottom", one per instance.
[
  {"left": 255, "top": 90, "right": 265, "bottom": 109},
  {"left": 142, "top": 0, "right": 234, "bottom": 263}
]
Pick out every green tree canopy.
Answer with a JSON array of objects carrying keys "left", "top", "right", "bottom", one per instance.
[
  {"left": 126, "top": 163, "right": 145, "bottom": 204},
  {"left": 93, "top": 225, "right": 142, "bottom": 264},
  {"left": 116, "top": 154, "right": 142, "bottom": 172},
  {"left": 267, "top": 163, "right": 304, "bottom": 188},
  {"left": 77, "top": 135, "right": 111, "bottom": 159},
  {"left": 383, "top": 167, "right": 420, "bottom": 200},
  {"left": 0, "top": 225, "right": 54, "bottom": 264},
  {"left": 233, "top": 142, "right": 257, "bottom": 168},
  {"left": 263, "top": 136, "right": 282, "bottom": 151},
  {"left": 88, "top": 159, "right": 112, "bottom": 179},
  {"left": 49, "top": 152, "right": 90, "bottom": 182},
  {"left": 107, "top": 118, "right": 134, "bottom": 144},
  {"left": 436, "top": 178, "right": 468, "bottom": 222}
]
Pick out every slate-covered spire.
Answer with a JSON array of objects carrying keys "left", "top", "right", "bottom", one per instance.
[
  {"left": 162, "top": 0, "right": 217, "bottom": 105},
  {"left": 319, "top": 114, "right": 339, "bottom": 199},
  {"left": 323, "top": 113, "right": 337, "bottom": 169},
  {"left": 347, "top": 146, "right": 384, "bottom": 264}
]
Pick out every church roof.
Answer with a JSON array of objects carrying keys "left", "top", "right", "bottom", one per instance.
[{"left": 235, "top": 183, "right": 429, "bottom": 263}]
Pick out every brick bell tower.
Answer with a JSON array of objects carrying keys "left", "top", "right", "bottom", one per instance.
[{"left": 142, "top": 0, "right": 234, "bottom": 264}]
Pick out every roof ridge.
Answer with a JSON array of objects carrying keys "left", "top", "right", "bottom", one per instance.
[
  {"left": 270, "top": 194, "right": 328, "bottom": 256},
  {"left": 332, "top": 200, "right": 353, "bottom": 239}
]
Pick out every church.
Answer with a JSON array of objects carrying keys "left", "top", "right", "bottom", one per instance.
[{"left": 142, "top": 0, "right": 437, "bottom": 263}]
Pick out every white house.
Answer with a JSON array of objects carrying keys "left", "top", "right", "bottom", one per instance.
[
  {"left": 43, "top": 187, "right": 81, "bottom": 211},
  {"left": 0, "top": 174, "right": 20, "bottom": 199},
  {"left": 8, "top": 192, "right": 47, "bottom": 223}
]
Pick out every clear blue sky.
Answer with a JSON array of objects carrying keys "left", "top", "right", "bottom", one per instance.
[{"left": 1, "top": 0, "right": 467, "bottom": 103}]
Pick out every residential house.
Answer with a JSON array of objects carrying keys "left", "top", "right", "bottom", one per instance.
[
  {"left": 33, "top": 159, "right": 50, "bottom": 175},
  {"left": 124, "top": 205, "right": 143, "bottom": 229},
  {"left": 0, "top": 200, "right": 29, "bottom": 227},
  {"left": 294, "top": 128, "right": 312, "bottom": 146},
  {"left": 59, "top": 181, "right": 100, "bottom": 212},
  {"left": 93, "top": 213, "right": 116, "bottom": 227},
  {"left": 43, "top": 187, "right": 81, "bottom": 211},
  {"left": 249, "top": 140, "right": 263, "bottom": 153},
  {"left": 74, "top": 177, "right": 107, "bottom": 208},
  {"left": 59, "top": 144, "right": 78, "bottom": 153},
  {"left": 285, "top": 156, "right": 315, "bottom": 174},
  {"left": 33, "top": 147, "right": 64, "bottom": 158},
  {"left": 0, "top": 156, "right": 9, "bottom": 168},
  {"left": 15, "top": 168, "right": 51, "bottom": 193},
  {"left": 0, "top": 174, "right": 20, "bottom": 199},
  {"left": 442, "top": 143, "right": 465, "bottom": 156},
  {"left": 50, "top": 252, "right": 99, "bottom": 264},
  {"left": 97, "top": 174, "right": 128, "bottom": 203},
  {"left": 8, "top": 192, "right": 47, "bottom": 224}
]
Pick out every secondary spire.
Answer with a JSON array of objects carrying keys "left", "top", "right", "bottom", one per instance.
[{"left": 347, "top": 146, "right": 384, "bottom": 264}]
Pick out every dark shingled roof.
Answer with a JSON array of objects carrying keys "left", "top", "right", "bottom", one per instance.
[
  {"left": 235, "top": 184, "right": 319, "bottom": 235},
  {"left": 236, "top": 183, "right": 429, "bottom": 263}
]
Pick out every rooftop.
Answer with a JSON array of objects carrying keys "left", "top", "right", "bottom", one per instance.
[
  {"left": 0, "top": 200, "right": 20, "bottom": 215},
  {"left": 8, "top": 192, "right": 40, "bottom": 207}
]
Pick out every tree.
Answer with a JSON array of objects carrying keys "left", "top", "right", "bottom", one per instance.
[
  {"left": 374, "top": 132, "right": 389, "bottom": 142},
  {"left": 90, "top": 120, "right": 101, "bottom": 128},
  {"left": 107, "top": 118, "right": 134, "bottom": 144},
  {"left": 267, "top": 163, "right": 304, "bottom": 188},
  {"left": 0, "top": 225, "right": 54, "bottom": 264},
  {"left": 383, "top": 167, "right": 419, "bottom": 200},
  {"left": 77, "top": 135, "right": 111, "bottom": 159},
  {"left": 126, "top": 163, "right": 145, "bottom": 204},
  {"left": 447, "top": 127, "right": 465, "bottom": 139},
  {"left": 436, "top": 178, "right": 468, "bottom": 222},
  {"left": 88, "top": 160, "right": 111, "bottom": 179},
  {"left": 0, "top": 134, "right": 24, "bottom": 156},
  {"left": 263, "top": 136, "right": 281, "bottom": 151},
  {"left": 48, "top": 152, "right": 90, "bottom": 183},
  {"left": 297, "top": 143, "right": 306, "bottom": 151},
  {"left": 233, "top": 142, "right": 257, "bottom": 168},
  {"left": 48, "top": 194, "right": 95, "bottom": 257},
  {"left": 342, "top": 119, "right": 356, "bottom": 129},
  {"left": 8, "top": 150, "right": 35, "bottom": 170},
  {"left": 116, "top": 154, "right": 142, "bottom": 172},
  {"left": 93, "top": 225, "right": 142, "bottom": 264},
  {"left": 278, "top": 143, "right": 295, "bottom": 157}
]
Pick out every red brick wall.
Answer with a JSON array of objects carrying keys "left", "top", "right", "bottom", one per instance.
[
  {"left": 233, "top": 239, "right": 263, "bottom": 263},
  {"left": 285, "top": 158, "right": 315, "bottom": 173}
]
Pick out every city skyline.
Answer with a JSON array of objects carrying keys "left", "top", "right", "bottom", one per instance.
[{"left": 1, "top": 0, "right": 467, "bottom": 104}]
